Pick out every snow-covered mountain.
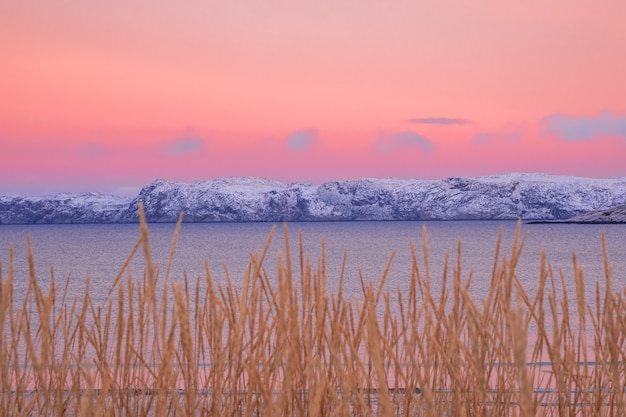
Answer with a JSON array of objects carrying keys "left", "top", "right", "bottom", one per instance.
[
  {"left": 561, "top": 204, "right": 626, "bottom": 223},
  {"left": 2, "top": 174, "right": 626, "bottom": 224},
  {"left": 0, "top": 192, "right": 131, "bottom": 224}
]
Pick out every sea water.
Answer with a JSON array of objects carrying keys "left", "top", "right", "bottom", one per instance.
[
  {"left": 1, "top": 220, "right": 625, "bottom": 376},
  {"left": 1, "top": 220, "right": 624, "bottom": 305}
]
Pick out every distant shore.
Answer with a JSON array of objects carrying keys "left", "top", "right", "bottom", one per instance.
[{"left": 2, "top": 174, "right": 626, "bottom": 224}]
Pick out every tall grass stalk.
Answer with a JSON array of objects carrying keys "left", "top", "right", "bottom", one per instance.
[{"left": 1, "top": 212, "right": 625, "bottom": 416}]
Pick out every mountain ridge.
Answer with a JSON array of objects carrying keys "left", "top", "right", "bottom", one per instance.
[{"left": 2, "top": 174, "right": 626, "bottom": 224}]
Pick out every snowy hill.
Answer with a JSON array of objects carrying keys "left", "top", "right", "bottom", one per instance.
[
  {"left": 561, "top": 204, "right": 626, "bottom": 223},
  {"left": 0, "top": 192, "right": 131, "bottom": 224},
  {"left": 2, "top": 174, "right": 626, "bottom": 224}
]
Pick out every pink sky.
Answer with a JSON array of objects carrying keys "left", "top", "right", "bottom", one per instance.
[{"left": 2, "top": 1, "right": 626, "bottom": 196}]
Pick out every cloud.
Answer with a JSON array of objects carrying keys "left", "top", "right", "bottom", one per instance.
[
  {"left": 375, "top": 131, "right": 435, "bottom": 153},
  {"left": 166, "top": 137, "right": 204, "bottom": 156},
  {"left": 407, "top": 117, "right": 470, "bottom": 125},
  {"left": 542, "top": 111, "right": 626, "bottom": 141},
  {"left": 285, "top": 129, "right": 318, "bottom": 151},
  {"left": 75, "top": 143, "right": 106, "bottom": 159},
  {"left": 472, "top": 131, "right": 522, "bottom": 143}
]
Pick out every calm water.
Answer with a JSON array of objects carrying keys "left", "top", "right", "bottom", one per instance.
[{"left": 1, "top": 220, "right": 625, "bottom": 308}]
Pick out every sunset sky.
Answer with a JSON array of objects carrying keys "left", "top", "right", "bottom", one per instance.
[{"left": 2, "top": 1, "right": 626, "bottom": 196}]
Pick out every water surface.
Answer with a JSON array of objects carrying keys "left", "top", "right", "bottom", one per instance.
[{"left": 1, "top": 220, "right": 624, "bottom": 306}]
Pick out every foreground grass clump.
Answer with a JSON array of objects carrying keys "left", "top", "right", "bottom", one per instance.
[{"left": 1, "top": 210, "right": 625, "bottom": 416}]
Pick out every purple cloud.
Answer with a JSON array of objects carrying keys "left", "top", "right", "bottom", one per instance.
[
  {"left": 542, "top": 111, "right": 626, "bottom": 141},
  {"left": 375, "top": 131, "right": 434, "bottom": 153},
  {"left": 407, "top": 117, "right": 470, "bottom": 125},
  {"left": 472, "top": 131, "right": 522, "bottom": 143},
  {"left": 286, "top": 129, "right": 318, "bottom": 151},
  {"left": 75, "top": 143, "right": 106, "bottom": 159},
  {"left": 167, "top": 137, "right": 204, "bottom": 156}
]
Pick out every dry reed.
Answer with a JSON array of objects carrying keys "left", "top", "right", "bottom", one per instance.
[{"left": 1, "top": 207, "right": 625, "bottom": 416}]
